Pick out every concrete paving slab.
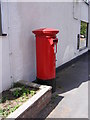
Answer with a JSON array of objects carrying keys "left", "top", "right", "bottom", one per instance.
[{"left": 47, "top": 81, "right": 88, "bottom": 118}]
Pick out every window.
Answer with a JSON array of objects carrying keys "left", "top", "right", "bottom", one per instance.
[
  {"left": 79, "top": 21, "right": 88, "bottom": 50},
  {"left": 0, "top": 3, "right": 7, "bottom": 36}
]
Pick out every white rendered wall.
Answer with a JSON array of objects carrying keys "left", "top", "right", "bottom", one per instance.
[
  {"left": 0, "top": 38, "right": 2, "bottom": 92},
  {"left": 80, "top": 1, "right": 88, "bottom": 22},
  {"left": 0, "top": 1, "right": 88, "bottom": 92}
]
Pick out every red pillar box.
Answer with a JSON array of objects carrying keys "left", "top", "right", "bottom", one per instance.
[{"left": 32, "top": 28, "right": 59, "bottom": 92}]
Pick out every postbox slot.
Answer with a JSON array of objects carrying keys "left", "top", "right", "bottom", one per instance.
[
  {"left": 53, "top": 40, "right": 58, "bottom": 42},
  {"left": 53, "top": 38, "right": 58, "bottom": 43}
]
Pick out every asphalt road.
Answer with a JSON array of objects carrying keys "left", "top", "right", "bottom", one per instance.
[{"left": 37, "top": 52, "right": 89, "bottom": 118}]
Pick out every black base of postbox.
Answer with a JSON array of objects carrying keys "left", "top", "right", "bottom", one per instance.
[{"left": 36, "top": 78, "right": 56, "bottom": 93}]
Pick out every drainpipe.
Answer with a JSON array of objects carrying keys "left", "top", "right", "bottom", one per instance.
[{"left": 7, "top": 1, "right": 14, "bottom": 87}]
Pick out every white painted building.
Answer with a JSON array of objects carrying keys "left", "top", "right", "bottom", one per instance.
[{"left": 0, "top": 0, "right": 89, "bottom": 92}]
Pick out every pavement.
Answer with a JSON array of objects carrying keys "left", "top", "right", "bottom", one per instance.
[{"left": 37, "top": 52, "right": 89, "bottom": 118}]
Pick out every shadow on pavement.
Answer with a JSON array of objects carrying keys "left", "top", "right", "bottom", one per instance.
[
  {"left": 56, "top": 52, "right": 89, "bottom": 94},
  {"left": 36, "top": 95, "right": 64, "bottom": 118}
]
